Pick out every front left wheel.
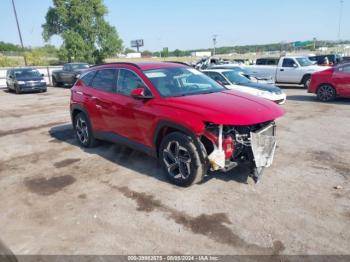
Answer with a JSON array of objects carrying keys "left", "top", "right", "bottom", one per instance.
[{"left": 159, "top": 132, "right": 207, "bottom": 187}]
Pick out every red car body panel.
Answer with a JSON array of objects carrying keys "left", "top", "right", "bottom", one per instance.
[
  {"left": 309, "top": 64, "right": 350, "bottom": 98},
  {"left": 71, "top": 63, "right": 285, "bottom": 151}
]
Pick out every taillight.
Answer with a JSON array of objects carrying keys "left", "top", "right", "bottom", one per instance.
[{"left": 223, "top": 136, "right": 234, "bottom": 159}]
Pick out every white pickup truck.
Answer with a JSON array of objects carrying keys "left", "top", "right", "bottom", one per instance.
[{"left": 245, "top": 56, "right": 329, "bottom": 88}]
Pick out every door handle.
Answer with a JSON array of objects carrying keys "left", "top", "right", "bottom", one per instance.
[{"left": 280, "top": 69, "right": 284, "bottom": 72}]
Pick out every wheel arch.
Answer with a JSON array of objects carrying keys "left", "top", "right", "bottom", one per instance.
[
  {"left": 300, "top": 74, "right": 311, "bottom": 85},
  {"left": 153, "top": 121, "right": 207, "bottom": 161},
  {"left": 70, "top": 104, "right": 90, "bottom": 124}
]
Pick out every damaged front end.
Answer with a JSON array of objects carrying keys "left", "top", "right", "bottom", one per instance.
[{"left": 200, "top": 121, "right": 277, "bottom": 183}]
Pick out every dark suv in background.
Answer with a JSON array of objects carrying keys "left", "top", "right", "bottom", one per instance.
[
  {"left": 6, "top": 68, "right": 47, "bottom": 94},
  {"left": 52, "top": 63, "right": 89, "bottom": 87}
]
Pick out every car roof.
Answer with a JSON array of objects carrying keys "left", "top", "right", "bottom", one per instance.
[
  {"left": 91, "top": 62, "right": 189, "bottom": 71},
  {"left": 202, "top": 69, "right": 232, "bottom": 73}
]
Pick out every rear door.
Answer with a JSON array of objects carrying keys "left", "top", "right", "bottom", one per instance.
[
  {"left": 61, "top": 64, "right": 74, "bottom": 83},
  {"left": 333, "top": 65, "right": 350, "bottom": 96},
  {"left": 84, "top": 69, "right": 117, "bottom": 131}
]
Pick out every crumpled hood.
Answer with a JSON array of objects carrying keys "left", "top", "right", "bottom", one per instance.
[
  {"left": 239, "top": 82, "right": 282, "bottom": 93},
  {"left": 158, "top": 90, "right": 285, "bottom": 125}
]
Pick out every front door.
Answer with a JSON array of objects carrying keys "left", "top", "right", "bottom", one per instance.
[
  {"left": 276, "top": 58, "right": 302, "bottom": 83},
  {"left": 109, "top": 68, "right": 156, "bottom": 147},
  {"left": 333, "top": 65, "right": 350, "bottom": 97}
]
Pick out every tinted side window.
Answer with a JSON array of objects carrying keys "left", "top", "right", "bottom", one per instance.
[
  {"left": 256, "top": 59, "right": 265, "bottom": 65},
  {"left": 338, "top": 66, "right": 350, "bottom": 73},
  {"left": 282, "top": 59, "right": 296, "bottom": 68},
  {"left": 80, "top": 71, "right": 96, "bottom": 86},
  {"left": 91, "top": 69, "right": 116, "bottom": 92},
  {"left": 267, "top": 59, "right": 278, "bottom": 65},
  {"left": 206, "top": 72, "right": 227, "bottom": 83},
  {"left": 63, "top": 64, "right": 71, "bottom": 71},
  {"left": 117, "top": 69, "right": 145, "bottom": 96}
]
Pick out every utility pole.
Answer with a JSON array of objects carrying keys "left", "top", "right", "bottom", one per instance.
[
  {"left": 212, "top": 35, "right": 218, "bottom": 56},
  {"left": 11, "top": 0, "right": 27, "bottom": 66},
  {"left": 338, "top": 0, "right": 344, "bottom": 41}
]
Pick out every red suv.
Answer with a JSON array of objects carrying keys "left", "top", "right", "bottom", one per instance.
[{"left": 70, "top": 62, "right": 284, "bottom": 186}]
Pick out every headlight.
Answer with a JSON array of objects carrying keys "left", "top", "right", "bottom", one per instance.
[
  {"left": 40, "top": 80, "right": 46, "bottom": 83},
  {"left": 17, "top": 81, "right": 26, "bottom": 85},
  {"left": 258, "top": 91, "right": 271, "bottom": 97}
]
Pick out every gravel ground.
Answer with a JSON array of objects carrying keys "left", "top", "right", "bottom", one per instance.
[{"left": 0, "top": 86, "right": 349, "bottom": 255}]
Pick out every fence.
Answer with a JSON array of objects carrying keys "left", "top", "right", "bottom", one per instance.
[{"left": 0, "top": 66, "right": 63, "bottom": 88}]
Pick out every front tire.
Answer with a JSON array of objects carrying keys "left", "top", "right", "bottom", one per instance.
[
  {"left": 159, "top": 132, "right": 206, "bottom": 187},
  {"left": 74, "top": 112, "right": 98, "bottom": 148},
  {"left": 317, "top": 84, "right": 336, "bottom": 102},
  {"left": 52, "top": 76, "right": 61, "bottom": 87},
  {"left": 15, "top": 85, "right": 21, "bottom": 94}
]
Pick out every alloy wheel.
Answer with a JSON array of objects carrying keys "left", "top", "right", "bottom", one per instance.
[
  {"left": 163, "top": 140, "right": 192, "bottom": 180},
  {"left": 76, "top": 117, "right": 89, "bottom": 144},
  {"left": 318, "top": 85, "right": 335, "bottom": 101}
]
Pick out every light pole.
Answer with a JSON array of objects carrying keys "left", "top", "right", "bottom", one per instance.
[
  {"left": 212, "top": 35, "right": 218, "bottom": 56},
  {"left": 338, "top": 0, "right": 344, "bottom": 41},
  {"left": 11, "top": 0, "right": 27, "bottom": 66}
]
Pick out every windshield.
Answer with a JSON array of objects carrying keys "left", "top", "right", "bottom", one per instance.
[
  {"left": 296, "top": 57, "right": 313, "bottom": 67},
  {"left": 71, "top": 64, "right": 89, "bottom": 70},
  {"left": 222, "top": 71, "right": 250, "bottom": 85},
  {"left": 144, "top": 67, "right": 225, "bottom": 97},
  {"left": 14, "top": 69, "right": 41, "bottom": 78}
]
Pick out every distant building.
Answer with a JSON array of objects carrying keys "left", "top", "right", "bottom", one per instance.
[
  {"left": 126, "top": 52, "right": 142, "bottom": 58},
  {"left": 191, "top": 51, "right": 212, "bottom": 57}
]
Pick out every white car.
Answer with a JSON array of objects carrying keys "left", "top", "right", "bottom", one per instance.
[{"left": 203, "top": 69, "right": 287, "bottom": 104}]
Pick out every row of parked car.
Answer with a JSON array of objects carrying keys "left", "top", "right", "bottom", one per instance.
[
  {"left": 194, "top": 55, "right": 350, "bottom": 102},
  {"left": 4, "top": 58, "right": 349, "bottom": 186}
]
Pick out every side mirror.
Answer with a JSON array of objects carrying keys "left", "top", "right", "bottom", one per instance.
[
  {"left": 293, "top": 64, "right": 298, "bottom": 68},
  {"left": 131, "top": 87, "right": 153, "bottom": 99},
  {"left": 41, "top": 74, "right": 45, "bottom": 77}
]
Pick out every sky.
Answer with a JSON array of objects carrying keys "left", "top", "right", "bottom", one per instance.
[{"left": 0, "top": 0, "right": 349, "bottom": 51}]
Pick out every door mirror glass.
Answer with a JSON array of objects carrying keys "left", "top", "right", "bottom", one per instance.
[
  {"left": 131, "top": 87, "right": 153, "bottom": 99},
  {"left": 293, "top": 63, "right": 298, "bottom": 68}
]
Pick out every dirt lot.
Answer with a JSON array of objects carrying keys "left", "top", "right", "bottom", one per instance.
[{"left": 0, "top": 86, "right": 349, "bottom": 255}]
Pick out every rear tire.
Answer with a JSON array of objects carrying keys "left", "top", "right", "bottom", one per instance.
[
  {"left": 74, "top": 112, "right": 98, "bottom": 148},
  {"left": 159, "top": 132, "right": 206, "bottom": 187},
  {"left": 302, "top": 75, "right": 311, "bottom": 89},
  {"left": 317, "top": 84, "right": 336, "bottom": 102}
]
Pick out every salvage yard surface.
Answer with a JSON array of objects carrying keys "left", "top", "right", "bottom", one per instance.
[{"left": 0, "top": 86, "right": 349, "bottom": 255}]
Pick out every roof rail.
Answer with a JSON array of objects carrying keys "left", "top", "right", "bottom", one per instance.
[
  {"left": 90, "top": 62, "right": 141, "bottom": 69},
  {"left": 165, "top": 61, "right": 190, "bottom": 66}
]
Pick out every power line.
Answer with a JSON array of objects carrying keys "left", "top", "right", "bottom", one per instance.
[{"left": 11, "top": 0, "right": 27, "bottom": 66}]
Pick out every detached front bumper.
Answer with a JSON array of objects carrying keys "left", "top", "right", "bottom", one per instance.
[{"left": 250, "top": 123, "right": 277, "bottom": 169}]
